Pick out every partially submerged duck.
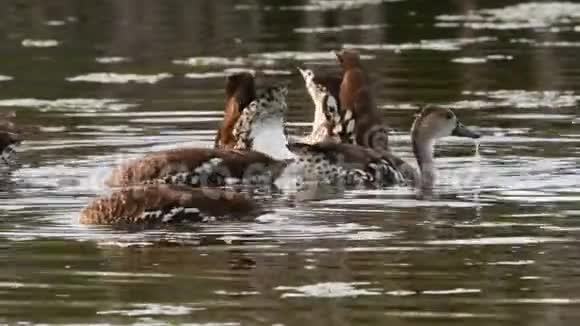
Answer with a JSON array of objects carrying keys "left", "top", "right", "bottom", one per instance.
[
  {"left": 79, "top": 184, "right": 262, "bottom": 225},
  {"left": 299, "top": 67, "right": 481, "bottom": 188},
  {"left": 325, "top": 102, "right": 481, "bottom": 188},
  {"left": 106, "top": 69, "right": 480, "bottom": 191},
  {"left": 410, "top": 106, "right": 480, "bottom": 188},
  {"left": 0, "top": 112, "right": 20, "bottom": 164},
  {"left": 106, "top": 84, "right": 289, "bottom": 188}
]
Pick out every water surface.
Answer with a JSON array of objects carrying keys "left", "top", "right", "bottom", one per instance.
[{"left": 1, "top": 0, "right": 579, "bottom": 325}]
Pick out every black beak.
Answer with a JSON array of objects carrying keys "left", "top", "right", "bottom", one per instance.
[{"left": 452, "top": 122, "right": 480, "bottom": 139}]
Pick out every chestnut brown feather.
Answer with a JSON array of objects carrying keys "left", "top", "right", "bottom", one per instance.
[
  {"left": 106, "top": 147, "right": 286, "bottom": 187},
  {"left": 80, "top": 184, "right": 262, "bottom": 225},
  {"left": 335, "top": 50, "right": 388, "bottom": 151},
  {"left": 215, "top": 72, "right": 256, "bottom": 149}
]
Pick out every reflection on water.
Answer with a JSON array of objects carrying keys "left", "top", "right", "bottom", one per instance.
[{"left": 1, "top": 0, "right": 580, "bottom": 325}]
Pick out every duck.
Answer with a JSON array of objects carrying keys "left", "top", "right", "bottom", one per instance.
[
  {"left": 409, "top": 106, "right": 480, "bottom": 188},
  {"left": 325, "top": 101, "right": 481, "bottom": 188},
  {"left": 299, "top": 67, "right": 481, "bottom": 188},
  {"left": 106, "top": 74, "right": 288, "bottom": 188},
  {"left": 79, "top": 184, "right": 263, "bottom": 225},
  {"left": 81, "top": 73, "right": 274, "bottom": 225},
  {"left": 0, "top": 112, "right": 20, "bottom": 164},
  {"left": 107, "top": 77, "right": 404, "bottom": 188},
  {"left": 334, "top": 49, "right": 390, "bottom": 152}
]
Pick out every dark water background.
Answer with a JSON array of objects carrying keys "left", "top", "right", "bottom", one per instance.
[{"left": 1, "top": 0, "right": 580, "bottom": 325}]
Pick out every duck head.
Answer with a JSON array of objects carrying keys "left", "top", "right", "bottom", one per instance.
[
  {"left": 334, "top": 49, "right": 362, "bottom": 70},
  {"left": 215, "top": 72, "right": 257, "bottom": 149},
  {"left": 411, "top": 106, "right": 480, "bottom": 186}
]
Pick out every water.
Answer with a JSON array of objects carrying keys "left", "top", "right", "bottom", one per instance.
[{"left": 1, "top": 0, "right": 580, "bottom": 324}]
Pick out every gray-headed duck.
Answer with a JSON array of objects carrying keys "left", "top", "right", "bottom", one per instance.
[{"left": 325, "top": 102, "right": 481, "bottom": 188}]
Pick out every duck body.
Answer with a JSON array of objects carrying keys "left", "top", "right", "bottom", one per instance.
[
  {"left": 106, "top": 147, "right": 285, "bottom": 188},
  {"left": 0, "top": 112, "right": 20, "bottom": 164},
  {"left": 84, "top": 73, "right": 274, "bottom": 225},
  {"left": 80, "top": 184, "right": 262, "bottom": 225},
  {"left": 299, "top": 64, "right": 480, "bottom": 188},
  {"left": 106, "top": 85, "right": 291, "bottom": 188}
]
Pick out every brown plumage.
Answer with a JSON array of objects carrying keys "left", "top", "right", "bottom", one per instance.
[
  {"left": 215, "top": 72, "right": 257, "bottom": 149},
  {"left": 106, "top": 147, "right": 286, "bottom": 187},
  {"left": 289, "top": 142, "right": 400, "bottom": 170},
  {"left": 0, "top": 131, "right": 18, "bottom": 153},
  {"left": 0, "top": 112, "right": 20, "bottom": 162},
  {"left": 79, "top": 184, "right": 262, "bottom": 225},
  {"left": 335, "top": 50, "right": 388, "bottom": 151},
  {"left": 287, "top": 142, "right": 407, "bottom": 186},
  {"left": 313, "top": 74, "right": 342, "bottom": 107}
]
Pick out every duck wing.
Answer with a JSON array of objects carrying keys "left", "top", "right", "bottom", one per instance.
[
  {"left": 106, "top": 148, "right": 286, "bottom": 187},
  {"left": 80, "top": 184, "right": 263, "bottom": 225}
]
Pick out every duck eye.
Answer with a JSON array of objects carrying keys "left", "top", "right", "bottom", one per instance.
[{"left": 445, "top": 112, "right": 454, "bottom": 120}]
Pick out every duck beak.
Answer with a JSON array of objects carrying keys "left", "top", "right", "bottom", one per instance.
[
  {"left": 452, "top": 122, "right": 480, "bottom": 139},
  {"left": 333, "top": 50, "right": 343, "bottom": 63},
  {"left": 297, "top": 67, "right": 307, "bottom": 78}
]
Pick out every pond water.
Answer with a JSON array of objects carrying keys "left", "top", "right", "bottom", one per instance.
[{"left": 1, "top": 0, "right": 580, "bottom": 325}]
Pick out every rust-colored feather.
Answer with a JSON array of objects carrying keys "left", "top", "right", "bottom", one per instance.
[
  {"left": 80, "top": 184, "right": 262, "bottom": 225},
  {"left": 215, "top": 72, "right": 257, "bottom": 149},
  {"left": 106, "top": 147, "right": 285, "bottom": 187}
]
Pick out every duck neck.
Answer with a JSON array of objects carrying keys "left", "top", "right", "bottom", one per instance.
[
  {"left": 312, "top": 100, "right": 327, "bottom": 132},
  {"left": 412, "top": 133, "right": 436, "bottom": 188},
  {"left": 250, "top": 116, "right": 296, "bottom": 161}
]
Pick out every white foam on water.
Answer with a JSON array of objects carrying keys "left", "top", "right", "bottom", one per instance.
[
  {"left": 487, "top": 260, "right": 535, "bottom": 266},
  {"left": 345, "top": 37, "right": 496, "bottom": 52},
  {"left": 45, "top": 20, "right": 67, "bottom": 26},
  {"left": 452, "top": 55, "right": 513, "bottom": 64},
  {"left": 95, "top": 57, "right": 131, "bottom": 64},
  {"left": 384, "top": 311, "right": 506, "bottom": 319},
  {"left": 185, "top": 69, "right": 291, "bottom": 80},
  {"left": 66, "top": 73, "right": 172, "bottom": 84},
  {"left": 236, "top": 0, "right": 401, "bottom": 12},
  {"left": 423, "top": 237, "right": 572, "bottom": 246},
  {"left": 97, "top": 304, "right": 203, "bottom": 316},
  {"left": 294, "top": 23, "right": 386, "bottom": 33},
  {"left": 436, "top": 2, "right": 580, "bottom": 30},
  {"left": 275, "top": 282, "right": 381, "bottom": 298},
  {"left": 462, "top": 90, "right": 580, "bottom": 108},
  {"left": 422, "top": 288, "right": 482, "bottom": 295},
  {"left": 250, "top": 51, "right": 374, "bottom": 61},
  {"left": 0, "top": 98, "right": 136, "bottom": 112},
  {"left": 173, "top": 56, "right": 275, "bottom": 67},
  {"left": 21, "top": 39, "right": 59, "bottom": 47}
]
